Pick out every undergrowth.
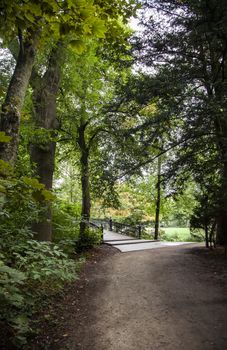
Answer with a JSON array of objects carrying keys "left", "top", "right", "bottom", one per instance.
[{"left": 0, "top": 174, "right": 85, "bottom": 348}]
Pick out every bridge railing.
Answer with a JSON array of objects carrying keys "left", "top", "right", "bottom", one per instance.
[
  {"left": 91, "top": 218, "right": 146, "bottom": 239},
  {"left": 111, "top": 221, "right": 141, "bottom": 239}
]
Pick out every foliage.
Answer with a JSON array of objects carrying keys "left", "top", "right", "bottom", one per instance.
[
  {"left": 0, "top": 237, "right": 81, "bottom": 347},
  {"left": 76, "top": 226, "right": 103, "bottom": 252},
  {"left": 0, "top": 1, "right": 143, "bottom": 346},
  {"left": 94, "top": 176, "right": 198, "bottom": 227},
  {"left": 190, "top": 185, "right": 219, "bottom": 247},
  {"left": 57, "top": 39, "right": 135, "bottom": 233},
  {"left": 133, "top": 0, "right": 227, "bottom": 243},
  {"left": 52, "top": 200, "right": 81, "bottom": 243},
  {"left": 0, "top": 0, "right": 138, "bottom": 47},
  {"left": 3, "top": 0, "right": 227, "bottom": 346},
  {"left": 160, "top": 227, "right": 203, "bottom": 243},
  {"left": 0, "top": 46, "right": 15, "bottom": 103},
  {"left": 52, "top": 200, "right": 103, "bottom": 253},
  {"left": 0, "top": 163, "right": 81, "bottom": 346}
]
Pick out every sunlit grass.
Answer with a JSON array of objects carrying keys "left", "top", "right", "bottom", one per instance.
[{"left": 160, "top": 227, "right": 204, "bottom": 242}]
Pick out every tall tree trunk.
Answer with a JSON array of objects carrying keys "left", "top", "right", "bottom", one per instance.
[
  {"left": 0, "top": 34, "right": 38, "bottom": 164},
  {"left": 201, "top": 41, "right": 227, "bottom": 246},
  {"left": 78, "top": 122, "right": 91, "bottom": 238},
  {"left": 204, "top": 224, "right": 209, "bottom": 248},
  {"left": 69, "top": 170, "right": 74, "bottom": 203},
  {"left": 154, "top": 156, "right": 161, "bottom": 240},
  {"left": 30, "top": 42, "right": 63, "bottom": 241},
  {"left": 213, "top": 93, "right": 227, "bottom": 246},
  {"left": 210, "top": 42, "right": 227, "bottom": 246},
  {"left": 30, "top": 142, "right": 56, "bottom": 241},
  {"left": 216, "top": 160, "right": 227, "bottom": 245}
]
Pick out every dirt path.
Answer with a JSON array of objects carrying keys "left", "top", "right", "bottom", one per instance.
[{"left": 36, "top": 244, "right": 227, "bottom": 350}]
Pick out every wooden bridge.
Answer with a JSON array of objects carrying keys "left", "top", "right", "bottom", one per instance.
[{"left": 90, "top": 219, "right": 195, "bottom": 252}]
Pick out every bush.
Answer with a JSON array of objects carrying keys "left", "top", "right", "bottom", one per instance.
[
  {"left": 52, "top": 201, "right": 81, "bottom": 243},
  {"left": 119, "top": 212, "right": 143, "bottom": 226},
  {"left": 0, "top": 237, "right": 82, "bottom": 347},
  {"left": 76, "top": 226, "right": 103, "bottom": 252},
  {"left": 0, "top": 259, "right": 28, "bottom": 346},
  {"left": 160, "top": 227, "right": 203, "bottom": 242},
  {"left": 52, "top": 202, "right": 103, "bottom": 253},
  {"left": 0, "top": 174, "right": 82, "bottom": 347}
]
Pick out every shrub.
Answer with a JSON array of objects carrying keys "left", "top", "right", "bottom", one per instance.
[
  {"left": 76, "top": 226, "right": 103, "bottom": 252},
  {"left": 160, "top": 227, "right": 203, "bottom": 242},
  {"left": 0, "top": 173, "right": 82, "bottom": 347},
  {"left": 52, "top": 201, "right": 81, "bottom": 243},
  {"left": 0, "top": 237, "right": 82, "bottom": 347},
  {"left": 52, "top": 202, "right": 103, "bottom": 252}
]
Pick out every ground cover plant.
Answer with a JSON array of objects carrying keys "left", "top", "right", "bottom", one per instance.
[{"left": 0, "top": 171, "right": 85, "bottom": 347}]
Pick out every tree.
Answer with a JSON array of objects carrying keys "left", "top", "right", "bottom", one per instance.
[
  {"left": 58, "top": 44, "right": 122, "bottom": 237},
  {"left": 29, "top": 42, "right": 64, "bottom": 240},
  {"left": 154, "top": 155, "right": 161, "bottom": 239},
  {"left": 190, "top": 180, "right": 219, "bottom": 248},
  {"left": 18, "top": 1, "right": 138, "bottom": 241},
  {"left": 133, "top": 0, "right": 227, "bottom": 245},
  {"left": 0, "top": 0, "right": 76, "bottom": 163},
  {"left": 0, "top": 0, "right": 138, "bottom": 165}
]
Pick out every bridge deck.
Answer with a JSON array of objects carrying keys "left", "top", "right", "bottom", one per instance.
[
  {"left": 103, "top": 229, "right": 195, "bottom": 252},
  {"left": 103, "top": 230, "right": 136, "bottom": 241}
]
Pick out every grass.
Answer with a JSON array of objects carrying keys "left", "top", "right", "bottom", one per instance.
[{"left": 160, "top": 227, "right": 204, "bottom": 242}]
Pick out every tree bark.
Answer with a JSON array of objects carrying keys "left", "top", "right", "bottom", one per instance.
[
  {"left": 78, "top": 122, "right": 91, "bottom": 238},
  {"left": 30, "top": 42, "right": 63, "bottom": 241},
  {"left": 202, "top": 41, "right": 227, "bottom": 246},
  {"left": 216, "top": 160, "right": 227, "bottom": 245},
  {"left": 154, "top": 156, "right": 161, "bottom": 240},
  {"left": 210, "top": 29, "right": 227, "bottom": 245},
  {"left": 0, "top": 33, "right": 38, "bottom": 164},
  {"left": 204, "top": 225, "right": 209, "bottom": 248},
  {"left": 213, "top": 92, "right": 227, "bottom": 246},
  {"left": 30, "top": 142, "right": 56, "bottom": 241}
]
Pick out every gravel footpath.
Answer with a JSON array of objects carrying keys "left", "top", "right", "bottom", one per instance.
[{"left": 31, "top": 244, "right": 227, "bottom": 350}]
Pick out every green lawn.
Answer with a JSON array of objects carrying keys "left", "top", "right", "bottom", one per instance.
[{"left": 160, "top": 227, "right": 204, "bottom": 242}]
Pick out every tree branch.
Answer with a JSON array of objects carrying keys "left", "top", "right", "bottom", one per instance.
[{"left": 115, "top": 132, "right": 216, "bottom": 180}]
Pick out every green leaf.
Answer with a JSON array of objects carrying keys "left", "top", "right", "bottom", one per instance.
[
  {"left": 0, "top": 185, "right": 6, "bottom": 193},
  {"left": 0, "top": 265, "right": 26, "bottom": 283},
  {"left": 80, "top": 8, "right": 93, "bottom": 19},
  {"left": 29, "top": 3, "right": 42, "bottom": 16},
  {"left": 92, "top": 22, "right": 106, "bottom": 38},
  {"left": 0, "top": 131, "right": 12, "bottom": 143},
  {"left": 24, "top": 12, "right": 35, "bottom": 23},
  {"left": 70, "top": 40, "right": 86, "bottom": 54},
  {"left": 41, "top": 189, "right": 55, "bottom": 201},
  {"left": 22, "top": 177, "right": 45, "bottom": 190},
  {"left": 0, "top": 159, "right": 13, "bottom": 176}
]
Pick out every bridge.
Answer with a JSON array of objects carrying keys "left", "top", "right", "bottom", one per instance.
[{"left": 90, "top": 219, "right": 195, "bottom": 252}]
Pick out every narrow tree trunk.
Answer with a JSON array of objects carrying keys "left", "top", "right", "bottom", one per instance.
[
  {"left": 0, "top": 34, "right": 38, "bottom": 164},
  {"left": 69, "top": 167, "right": 74, "bottom": 203},
  {"left": 30, "top": 43, "right": 63, "bottom": 241},
  {"left": 213, "top": 100, "right": 227, "bottom": 246},
  {"left": 216, "top": 160, "right": 227, "bottom": 245},
  {"left": 202, "top": 45, "right": 227, "bottom": 247},
  {"left": 78, "top": 123, "right": 91, "bottom": 238},
  {"left": 80, "top": 155, "right": 91, "bottom": 238},
  {"left": 204, "top": 225, "right": 209, "bottom": 248},
  {"left": 209, "top": 220, "right": 217, "bottom": 249},
  {"left": 210, "top": 47, "right": 227, "bottom": 246},
  {"left": 30, "top": 142, "right": 56, "bottom": 241},
  {"left": 154, "top": 156, "right": 161, "bottom": 240}
]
